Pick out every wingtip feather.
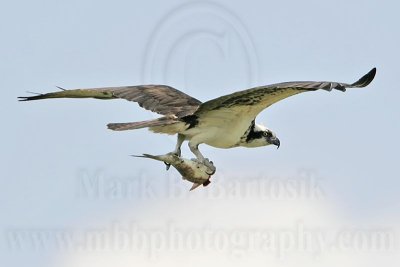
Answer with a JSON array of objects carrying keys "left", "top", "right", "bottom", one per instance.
[
  {"left": 56, "top": 86, "right": 67, "bottom": 91},
  {"left": 351, "top": 67, "right": 377, "bottom": 88},
  {"left": 17, "top": 94, "right": 45, "bottom": 101}
]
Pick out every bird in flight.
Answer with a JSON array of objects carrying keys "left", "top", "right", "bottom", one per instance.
[{"left": 19, "top": 68, "right": 376, "bottom": 168}]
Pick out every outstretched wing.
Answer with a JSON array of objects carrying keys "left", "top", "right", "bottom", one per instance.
[
  {"left": 18, "top": 85, "right": 202, "bottom": 117},
  {"left": 194, "top": 68, "right": 376, "bottom": 119}
]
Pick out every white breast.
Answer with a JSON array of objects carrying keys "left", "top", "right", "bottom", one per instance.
[{"left": 182, "top": 107, "right": 255, "bottom": 148}]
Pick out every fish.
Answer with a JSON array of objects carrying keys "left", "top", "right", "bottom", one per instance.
[{"left": 133, "top": 153, "right": 216, "bottom": 190}]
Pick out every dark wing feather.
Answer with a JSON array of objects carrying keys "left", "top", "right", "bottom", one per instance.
[
  {"left": 110, "top": 85, "right": 201, "bottom": 117},
  {"left": 194, "top": 68, "right": 376, "bottom": 118},
  {"left": 19, "top": 85, "right": 202, "bottom": 117}
]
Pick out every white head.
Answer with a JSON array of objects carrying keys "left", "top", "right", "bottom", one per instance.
[{"left": 243, "top": 123, "right": 280, "bottom": 148}]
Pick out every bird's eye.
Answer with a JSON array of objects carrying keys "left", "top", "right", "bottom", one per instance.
[{"left": 263, "top": 131, "right": 272, "bottom": 138}]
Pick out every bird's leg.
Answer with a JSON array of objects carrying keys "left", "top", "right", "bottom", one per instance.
[
  {"left": 165, "top": 134, "right": 185, "bottom": 170},
  {"left": 188, "top": 142, "right": 216, "bottom": 173},
  {"left": 188, "top": 142, "right": 204, "bottom": 162},
  {"left": 172, "top": 134, "right": 185, "bottom": 157}
]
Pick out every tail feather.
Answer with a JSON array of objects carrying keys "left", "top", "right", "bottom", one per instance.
[{"left": 107, "top": 117, "right": 176, "bottom": 131}]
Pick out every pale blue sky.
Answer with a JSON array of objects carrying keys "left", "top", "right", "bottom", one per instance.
[{"left": 1, "top": 1, "right": 399, "bottom": 266}]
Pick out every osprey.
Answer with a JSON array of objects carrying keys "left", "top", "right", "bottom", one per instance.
[{"left": 19, "top": 68, "right": 376, "bottom": 168}]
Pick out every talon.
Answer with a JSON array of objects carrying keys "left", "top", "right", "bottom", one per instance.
[
  {"left": 168, "top": 150, "right": 181, "bottom": 158},
  {"left": 206, "top": 166, "right": 216, "bottom": 175},
  {"left": 202, "top": 159, "right": 216, "bottom": 175},
  {"left": 172, "top": 148, "right": 182, "bottom": 157}
]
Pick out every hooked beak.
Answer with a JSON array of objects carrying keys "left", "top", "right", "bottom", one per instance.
[{"left": 270, "top": 137, "right": 280, "bottom": 149}]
